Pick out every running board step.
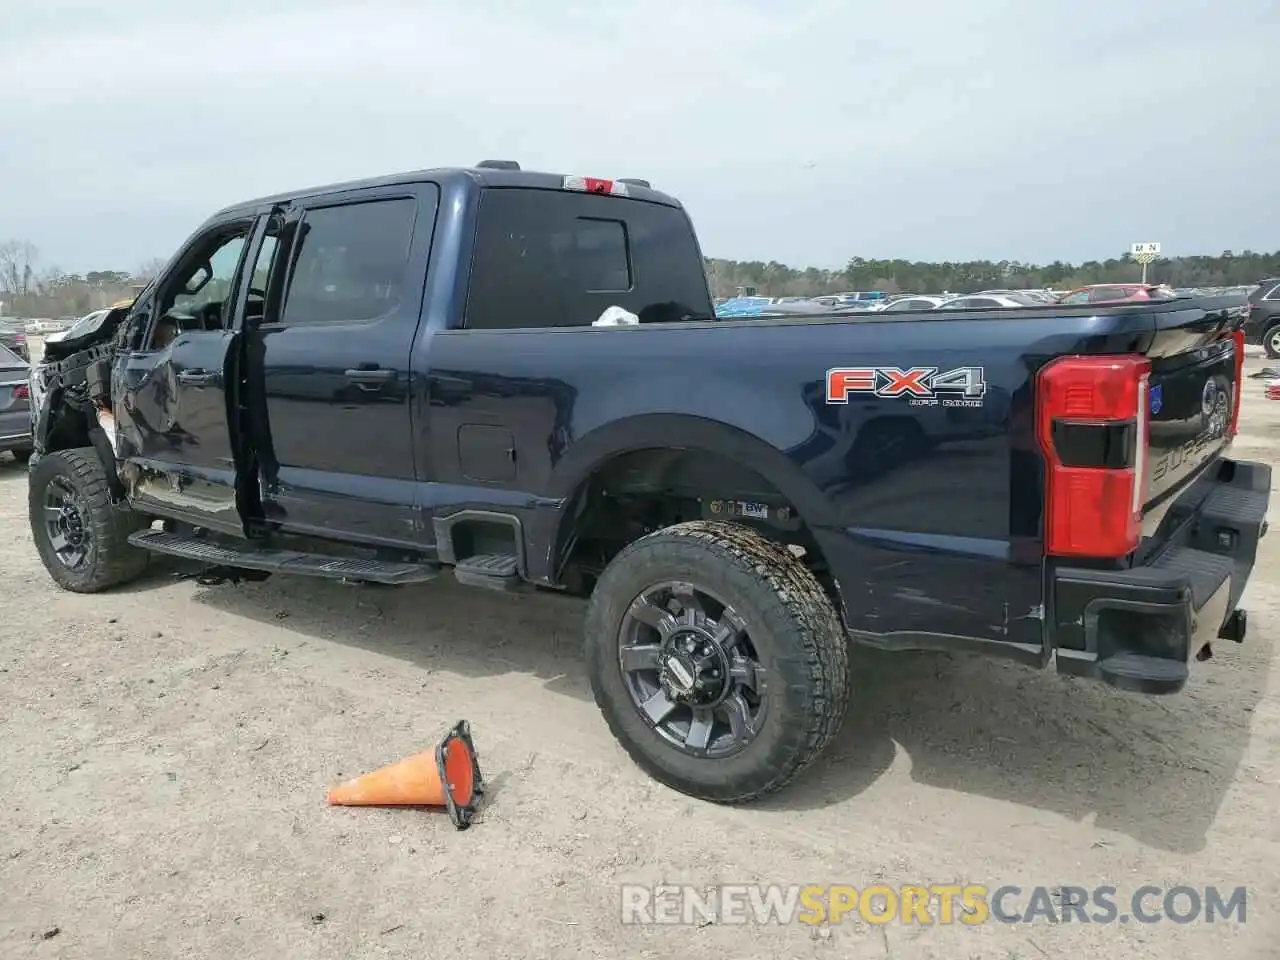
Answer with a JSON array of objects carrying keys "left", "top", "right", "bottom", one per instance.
[
  {"left": 127, "top": 529, "right": 440, "bottom": 585},
  {"left": 453, "top": 553, "right": 522, "bottom": 592},
  {"left": 1095, "top": 653, "right": 1189, "bottom": 695}
]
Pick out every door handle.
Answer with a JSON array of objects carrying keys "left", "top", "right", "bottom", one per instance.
[
  {"left": 344, "top": 368, "right": 395, "bottom": 386},
  {"left": 177, "top": 369, "right": 218, "bottom": 387}
]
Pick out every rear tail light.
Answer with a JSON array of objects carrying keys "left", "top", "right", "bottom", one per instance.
[
  {"left": 1228, "top": 328, "right": 1245, "bottom": 438},
  {"left": 13, "top": 383, "right": 29, "bottom": 400},
  {"left": 1035, "top": 354, "right": 1151, "bottom": 558}
]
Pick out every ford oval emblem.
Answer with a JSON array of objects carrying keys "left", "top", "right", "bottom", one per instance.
[{"left": 1149, "top": 383, "right": 1163, "bottom": 415}]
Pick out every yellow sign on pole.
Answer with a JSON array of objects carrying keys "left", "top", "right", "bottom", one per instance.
[{"left": 1129, "top": 242, "right": 1161, "bottom": 282}]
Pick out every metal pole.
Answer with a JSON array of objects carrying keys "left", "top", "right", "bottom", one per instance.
[{"left": 1141, "top": 260, "right": 1148, "bottom": 284}]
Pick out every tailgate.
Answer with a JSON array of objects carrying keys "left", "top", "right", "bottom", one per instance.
[{"left": 1141, "top": 302, "right": 1243, "bottom": 512}]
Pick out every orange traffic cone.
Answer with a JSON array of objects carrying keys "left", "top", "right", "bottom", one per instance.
[{"left": 326, "top": 720, "right": 485, "bottom": 829}]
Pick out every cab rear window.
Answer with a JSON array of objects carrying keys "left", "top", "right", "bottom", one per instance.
[{"left": 463, "top": 188, "right": 713, "bottom": 330}]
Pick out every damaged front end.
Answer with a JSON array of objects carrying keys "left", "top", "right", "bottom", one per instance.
[{"left": 30, "top": 304, "right": 135, "bottom": 498}]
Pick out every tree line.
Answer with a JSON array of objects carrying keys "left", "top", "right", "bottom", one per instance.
[
  {"left": 2, "top": 236, "right": 1276, "bottom": 318},
  {"left": 705, "top": 250, "right": 1279, "bottom": 298},
  {"left": 0, "top": 240, "right": 166, "bottom": 319}
]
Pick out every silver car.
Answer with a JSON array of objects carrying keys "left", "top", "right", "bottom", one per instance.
[
  {"left": 0, "top": 342, "right": 33, "bottom": 463},
  {"left": 872, "top": 295, "right": 949, "bottom": 312},
  {"left": 937, "top": 292, "right": 1047, "bottom": 310}
]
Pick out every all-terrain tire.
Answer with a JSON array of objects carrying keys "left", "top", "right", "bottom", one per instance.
[
  {"left": 584, "top": 520, "right": 851, "bottom": 803},
  {"left": 28, "top": 447, "right": 150, "bottom": 593}
]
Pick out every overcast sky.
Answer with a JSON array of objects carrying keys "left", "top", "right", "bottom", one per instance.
[{"left": 1, "top": 0, "right": 1273, "bottom": 274}]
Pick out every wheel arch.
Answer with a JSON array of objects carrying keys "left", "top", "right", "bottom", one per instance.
[
  {"left": 34, "top": 391, "right": 124, "bottom": 500},
  {"left": 528, "top": 413, "right": 837, "bottom": 585}
]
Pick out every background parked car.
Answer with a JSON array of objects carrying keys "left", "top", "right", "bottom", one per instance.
[
  {"left": 1056, "top": 283, "right": 1176, "bottom": 304},
  {"left": 1245, "top": 277, "right": 1280, "bottom": 358},
  {"left": 872, "top": 295, "right": 949, "bottom": 311},
  {"left": 0, "top": 319, "right": 29, "bottom": 360},
  {"left": 975, "top": 288, "right": 1057, "bottom": 304},
  {"left": 937, "top": 292, "right": 1047, "bottom": 309},
  {"left": 0, "top": 342, "right": 32, "bottom": 463}
]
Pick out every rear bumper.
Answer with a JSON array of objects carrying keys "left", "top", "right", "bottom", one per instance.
[{"left": 1051, "top": 458, "right": 1271, "bottom": 694}]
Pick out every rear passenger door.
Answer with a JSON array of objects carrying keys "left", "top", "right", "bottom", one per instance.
[{"left": 245, "top": 183, "right": 439, "bottom": 547}]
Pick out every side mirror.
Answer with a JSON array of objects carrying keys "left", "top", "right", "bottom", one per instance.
[{"left": 182, "top": 262, "right": 213, "bottom": 297}]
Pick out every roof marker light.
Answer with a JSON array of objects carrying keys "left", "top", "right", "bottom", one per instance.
[{"left": 562, "top": 175, "right": 628, "bottom": 196}]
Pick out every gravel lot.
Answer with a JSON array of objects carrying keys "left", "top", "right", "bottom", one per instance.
[{"left": 2, "top": 353, "right": 1278, "bottom": 959}]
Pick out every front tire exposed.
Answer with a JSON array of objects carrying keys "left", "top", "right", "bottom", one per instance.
[
  {"left": 584, "top": 520, "right": 851, "bottom": 803},
  {"left": 28, "top": 447, "right": 150, "bottom": 593}
]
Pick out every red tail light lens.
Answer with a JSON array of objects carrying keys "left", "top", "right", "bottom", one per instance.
[
  {"left": 13, "top": 383, "right": 29, "bottom": 400},
  {"left": 1035, "top": 355, "right": 1151, "bottom": 558},
  {"left": 1228, "top": 328, "right": 1245, "bottom": 438}
]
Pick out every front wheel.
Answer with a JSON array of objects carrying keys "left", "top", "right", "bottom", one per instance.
[
  {"left": 584, "top": 520, "right": 850, "bottom": 803},
  {"left": 1264, "top": 324, "right": 1280, "bottom": 360},
  {"left": 28, "top": 448, "right": 150, "bottom": 593}
]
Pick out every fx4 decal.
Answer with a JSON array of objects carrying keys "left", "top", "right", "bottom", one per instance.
[{"left": 825, "top": 366, "right": 987, "bottom": 407}]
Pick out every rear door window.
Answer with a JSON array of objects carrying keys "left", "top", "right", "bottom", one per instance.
[
  {"left": 281, "top": 198, "right": 419, "bottom": 326},
  {"left": 463, "top": 188, "right": 713, "bottom": 329}
]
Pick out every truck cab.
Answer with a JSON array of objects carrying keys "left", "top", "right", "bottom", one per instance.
[{"left": 31, "top": 162, "right": 713, "bottom": 565}]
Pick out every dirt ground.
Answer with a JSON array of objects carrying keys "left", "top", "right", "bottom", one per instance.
[{"left": 2, "top": 354, "right": 1278, "bottom": 960}]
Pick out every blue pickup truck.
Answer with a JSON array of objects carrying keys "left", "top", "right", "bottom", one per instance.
[{"left": 25, "top": 161, "right": 1271, "bottom": 802}]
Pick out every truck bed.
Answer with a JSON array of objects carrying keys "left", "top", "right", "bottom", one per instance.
[{"left": 424, "top": 294, "right": 1249, "bottom": 652}]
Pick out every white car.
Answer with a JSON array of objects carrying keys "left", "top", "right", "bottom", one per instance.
[
  {"left": 871, "top": 296, "right": 949, "bottom": 312},
  {"left": 937, "top": 292, "right": 1046, "bottom": 310}
]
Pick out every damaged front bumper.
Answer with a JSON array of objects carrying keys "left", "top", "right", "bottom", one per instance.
[{"left": 1050, "top": 458, "right": 1271, "bottom": 694}]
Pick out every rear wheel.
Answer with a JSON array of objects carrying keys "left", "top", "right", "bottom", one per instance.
[
  {"left": 28, "top": 448, "right": 150, "bottom": 593},
  {"left": 1264, "top": 324, "right": 1280, "bottom": 360},
  {"left": 584, "top": 520, "right": 850, "bottom": 802}
]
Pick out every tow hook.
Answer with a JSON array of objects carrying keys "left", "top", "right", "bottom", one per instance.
[{"left": 1218, "top": 609, "right": 1247, "bottom": 644}]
